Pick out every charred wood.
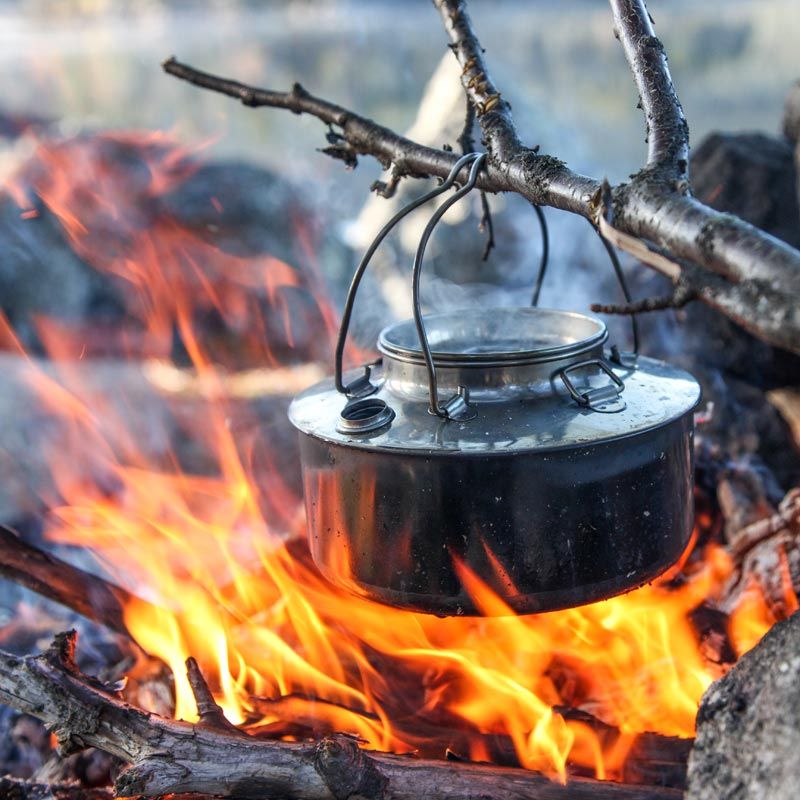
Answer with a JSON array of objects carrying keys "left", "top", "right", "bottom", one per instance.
[
  {"left": 0, "top": 776, "right": 112, "bottom": 800},
  {"left": 0, "top": 632, "right": 683, "bottom": 800}
]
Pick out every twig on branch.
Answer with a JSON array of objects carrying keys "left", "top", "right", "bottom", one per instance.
[
  {"left": 0, "top": 632, "right": 682, "bottom": 800},
  {"left": 186, "top": 655, "right": 244, "bottom": 735},
  {"left": 591, "top": 283, "right": 695, "bottom": 316}
]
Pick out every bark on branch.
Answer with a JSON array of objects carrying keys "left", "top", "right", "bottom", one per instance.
[
  {"left": 162, "top": 0, "right": 800, "bottom": 355},
  {"left": 0, "top": 632, "right": 681, "bottom": 800},
  {"left": 610, "top": 0, "right": 689, "bottom": 176}
]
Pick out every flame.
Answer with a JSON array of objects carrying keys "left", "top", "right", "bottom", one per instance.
[{"left": 2, "top": 131, "right": 796, "bottom": 783}]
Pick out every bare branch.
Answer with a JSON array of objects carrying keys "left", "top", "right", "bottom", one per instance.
[
  {"left": 592, "top": 283, "right": 695, "bottom": 316},
  {"left": 0, "top": 524, "right": 140, "bottom": 638},
  {"left": 161, "top": 0, "right": 800, "bottom": 356},
  {"left": 609, "top": 0, "right": 689, "bottom": 177},
  {"left": 162, "top": 56, "right": 497, "bottom": 195},
  {"left": 186, "top": 656, "right": 244, "bottom": 735},
  {"left": 433, "top": 0, "right": 526, "bottom": 162}
]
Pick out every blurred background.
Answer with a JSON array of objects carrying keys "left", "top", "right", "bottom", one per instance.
[
  {"left": 1, "top": 1, "right": 797, "bottom": 308},
  {"left": 2, "top": 0, "right": 797, "bottom": 182}
]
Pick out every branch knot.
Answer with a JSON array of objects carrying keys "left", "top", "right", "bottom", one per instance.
[{"left": 313, "top": 736, "right": 388, "bottom": 800}]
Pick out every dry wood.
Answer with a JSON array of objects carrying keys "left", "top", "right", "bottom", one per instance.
[
  {"left": 768, "top": 388, "right": 800, "bottom": 448},
  {"left": 0, "top": 529, "right": 690, "bottom": 792},
  {"left": 0, "top": 631, "right": 681, "bottom": 800},
  {"left": 719, "top": 485, "right": 800, "bottom": 616},
  {"left": 163, "top": 0, "right": 800, "bottom": 353},
  {"left": 0, "top": 524, "right": 140, "bottom": 638}
]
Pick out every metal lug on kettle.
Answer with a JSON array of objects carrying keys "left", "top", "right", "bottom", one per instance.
[
  {"left": 343, "top": 364, "right": 379, "bottom": 399},
  {"left": 609, "top": 344, "right": 638, "bottom": 369},
  {"left": 438, "top": 386, "right": 476, "bottom": 421},
  {"left": 558, "top": 358, "right": 626, "bottom": 413}
]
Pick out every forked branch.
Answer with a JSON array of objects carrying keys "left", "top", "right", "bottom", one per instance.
[{"left": 162, "top": 0, "right": 800, "bottom": 354}]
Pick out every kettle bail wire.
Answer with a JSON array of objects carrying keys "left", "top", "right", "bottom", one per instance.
[
  {"left": 333, "top": 149, "right": 641, "bottom": 421},
  {"left": 529, "top": 208, "right": 640, "bottom": 363},
  {"left": 411, "top": 153, "right": 486, "bottom": 419},
  {"left": 333, "top": 151, "right": 483, "bottom": 400}
]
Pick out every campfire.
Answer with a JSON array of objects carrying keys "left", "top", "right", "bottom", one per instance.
[{"left": 1, "top": 2, "right": 799, "bottom": 800}]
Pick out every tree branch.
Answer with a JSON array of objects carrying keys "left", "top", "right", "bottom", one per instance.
[
  {"left": 609, "top": 0, "right": 689, "bottom": 176},
  {"left": 0, "top": 632, "right": 682, "bottom": 800},
  {"left": 161, "top": 0, "right": 800, "bottom": 355},
  {"left": 161, "top": 56, "right": 598, "bottom": 215},
  {"left": 0, "top": 524, "right": 139, "bottom": 638},
  {"left": 433, "top": 0, "right": 526, "bottom": 161},
  {"left": 591, "top": 283, "right": 695, "bottom": 316}
]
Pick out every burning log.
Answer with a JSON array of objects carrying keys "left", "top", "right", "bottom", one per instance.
[
  {"left": 0, "top": 524, "right": 694, "bottom": 791},
  {"left": 718, "top": 482, "right": 800, "bottom": 618},
  {"left": 0, "top": 631, "right": 682, "bottom": 800},
  {"left": 0, "top": 524, "right": 142, "bottom": 639}
]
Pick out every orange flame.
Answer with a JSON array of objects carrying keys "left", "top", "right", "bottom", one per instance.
[{"left": 3, "top": 131, "right": 795, "bottom": 783}]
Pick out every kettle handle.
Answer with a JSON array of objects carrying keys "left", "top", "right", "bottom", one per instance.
[
  {"left": 334, "top": 152, "right": 483, "bottom": 399},
  {"left": 530, "top": 209, "right": 639, "bottom": 361},
  {"left": 410, "top": 154, "right": 486, "bottom": 419}
]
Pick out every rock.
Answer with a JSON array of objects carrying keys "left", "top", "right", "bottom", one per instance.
[
  {"left": 686, "top": 611, "right": 800, "bottom": 800},
  {"left": 691, "top": 131, "right": 800, "bottom": 249}
]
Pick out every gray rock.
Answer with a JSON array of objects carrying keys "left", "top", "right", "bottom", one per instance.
[{"left": 686, "top": 611, "right": 800, "bottom": 800}]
